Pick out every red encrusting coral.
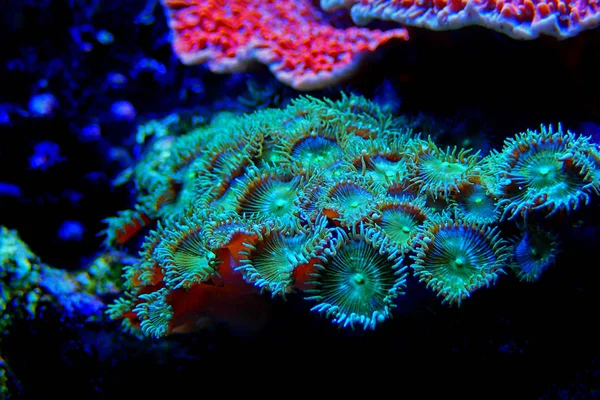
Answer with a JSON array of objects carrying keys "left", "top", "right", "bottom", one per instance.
[
  {"left": 323, "top": 0, "right": 600, "bottom": 40},
  {"left": 160, "top": 0, "right": 409, "bottom": 90}
]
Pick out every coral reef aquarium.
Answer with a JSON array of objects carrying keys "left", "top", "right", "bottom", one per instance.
[{"left": 2, "top": 0, "right": 600, "bottom": 398}]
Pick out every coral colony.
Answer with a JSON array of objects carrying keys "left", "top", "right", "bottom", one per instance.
[
  {"left": 161, "top": 0, "right": 600, "bottom": 89},
  {"left": 160, "top": 0, "right": 409, "bottom": 90},
  {"left": 102, "top": 94, "right": 598, "bottom": 337}
]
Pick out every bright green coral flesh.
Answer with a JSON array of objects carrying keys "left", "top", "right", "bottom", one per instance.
[{"left": 101, "top": 96, "right": 596, "bottom": 337}]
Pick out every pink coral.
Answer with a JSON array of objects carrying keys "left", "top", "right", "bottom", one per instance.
[{"left": 160, "top": 0, "right": 408, "bottom": 90}]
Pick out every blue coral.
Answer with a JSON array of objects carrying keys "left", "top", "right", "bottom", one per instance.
[{"left": 510, "top": 226, "right": 560, "bottom": 282}]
